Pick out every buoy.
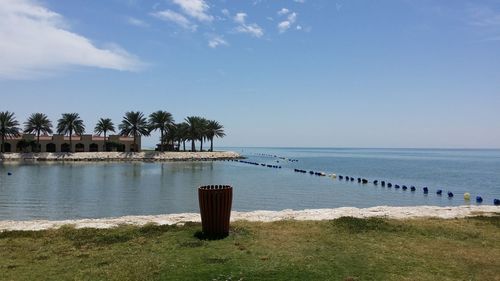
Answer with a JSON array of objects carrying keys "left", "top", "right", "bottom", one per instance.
[
  {"left": 350, "top": 177, "right": 354, "bottom": 181},
  {"left": 464, "top": 193, "right": 471, "bottom": 200},
  {"left": 381, "top": 181, "right": 386, "bottom": 187},
  {"left": 339, "top": 175, "right": 343, "bottom": 180},
  {"left": 402, "top": 185, "right": 407, "bottom": 190},
  {"left": 494, "top": 199, "right": 500, "bottom": 206},
  {"left": 410, "top": 186, "right": 416, "bottom": 192},
  {"left": 330, "top": 174, "right": 337, "bottom": 179},
  {"left": 309, "top": 171, "right": 314, "bottom": 175},
  {"left": 373, "top": 180, "right": 378, "bottom": 185},
  {"left": 362, "top": 179, "right": 368, "bottom": 184},
  {"left": 448, "top": 192, "right": 454, "bottom": 198},
  {"left": 423, "top": 187, "right": 428, "bottom": 194},
  {"left": 437, "top": 189, "right": 443, "bottom": 195},
  {"left": 476, "top": 196, "right": 483, "bottom": 203},
  {"left": 7, "top": 172, "right": 12, "bottom": 176},
  {"left": 387, "top": 183, "right": 392, "bottom": 187},
  {"left": 395, "top": 184, "right": 400, "bottom": 189},
  {"left": 357, "top": 178, "right": 361, "bottom": 183}
]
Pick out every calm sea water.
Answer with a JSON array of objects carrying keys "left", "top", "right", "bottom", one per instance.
[{"left": 0, "top": 148, "right": 499, "bottom": 220}]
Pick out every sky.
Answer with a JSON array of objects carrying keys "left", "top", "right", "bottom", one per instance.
[{"left": 0, "top": 0, "right": 499, "bottom": 148}]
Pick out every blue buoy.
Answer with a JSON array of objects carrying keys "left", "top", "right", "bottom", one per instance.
[
  {"left": 395, "top": 184, "right": 400, "bottom": 189},
  {"left": 494, "top": 199, "right": 500, "bottom": 206},
  {"left": 402, "top": 185, "right": 407, "bottom": 190},
  {"left": 7, "top": 172, "right": 12, "bottom": 176},
  {"left": 350, "top": 177, "right": 354, "bottom": 181},
  {"left": 448, "top": 192, "right": 454, "bottom": 198},
  {"left": 410, "top": 186, "right": 416, "bottom": 192},
  {"left": 423, "top": 187, "right": 428, "bottom": 194},
  {"left": 374, "top": 180, "right": 378, "bottom": 185},
  {"left": 476, "top": 196, "right": 483, "bottom": 203},
  {"left": 381, "top": 181, "right": 386, "bottom": 187},
  {"left": 387, "top": 183, "right": 392, "bottom": 187},
  {"left": 339, "top": 175, "right": 343, "bottom": 180},
  {"left": 309, "top": 171, "right": 314, "bottom": 175},
  {"left": 437, "top": 189, "right": 443, "bottom": 195}
]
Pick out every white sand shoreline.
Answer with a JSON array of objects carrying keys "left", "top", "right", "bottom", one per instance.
[
  {"left": 0, "top": 151, "right": 241, "bottom": 162},
  {"left": 1, "top": 205, "right": 498, "bottom": 232}
]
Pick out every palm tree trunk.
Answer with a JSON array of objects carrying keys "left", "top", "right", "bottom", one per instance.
[
  {"left": 1, "top": 135, "right": 4, "bottom": 153},
  {"left": 160, "top": 129, "right": 164, "bottom": 152},
  {"left": 37, "top": 130, "right": 40, "bottom": 153},
  {"left": 210, "top": 138, "right": 213, "bottom": 152},
  {"left": 133, "top": 133, "right": 137, "bottom": 152},
  {"left": 183, "top": 141, "right": 186, "bottom": 151},
  {"left": 191, "top": 139, "right": 195, "bottom": 152},
  {"left": 69, "top": 129, "right": 73, "bottom": 153},
  {"left": 104, "top": 131, "right": 107, "bottom": 152},
  {"left": 200, "top": 138, "right": 203, "bottom": 151}
]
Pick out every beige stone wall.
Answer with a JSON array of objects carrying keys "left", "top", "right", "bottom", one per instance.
[{"left": 2, "top": 134, "right": 141, "bottom": 153}]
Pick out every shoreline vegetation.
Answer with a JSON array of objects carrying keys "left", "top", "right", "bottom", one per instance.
[
  {"left": 0, "top": 111, "right": 226, "bottom": 153},
  {"left": 1, "top": 205, "right": 498, "bottom": 232},
  {"left": 0, "top": 151, "right": 241, "bottom": 162},
  {"left": 1, "top": 214, "right": 499, "bottom": 280}
]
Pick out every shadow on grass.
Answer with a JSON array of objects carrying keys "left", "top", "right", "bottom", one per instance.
[{"left": 331, "top": 217, "right": 406, "bottom": 233}]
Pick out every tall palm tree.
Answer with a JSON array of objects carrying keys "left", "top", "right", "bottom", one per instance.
[
  {"left": 206, "top": 120, "right": 225, "bottom": 152},
  {"left": 0, "top": 111, "right": 21, "bottom": 153},
  {"left": 175, "top": 122, "right": 189, "bottom": 151},
  {"left": 149, "top": 110, "right": 174, "bottom": 152},
  {"left": 185, "top": 116, "right": 205, "bottom": 152},
  {"left": 23, "top": 113, "right": 53, "bottom": 152},
  {"left": 119, "top": 111, "right": 150, "bottom": 152},
  {"left": 198, "top": 118, "right": 209, "bottom": 151},
  {"left": 94, "top": 118, "right": 115, "bottom": 151},
  {"left": 56, "top": 113, "right": 85, "bottom": 153}
]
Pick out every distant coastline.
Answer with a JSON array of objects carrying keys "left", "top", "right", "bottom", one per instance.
[{"left": 0, "top": 151, "right": 242, "bottom": 162}]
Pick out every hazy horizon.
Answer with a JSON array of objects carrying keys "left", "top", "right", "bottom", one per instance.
[{"left": 1, "top": 0, "right": 499, "bottom": 149}]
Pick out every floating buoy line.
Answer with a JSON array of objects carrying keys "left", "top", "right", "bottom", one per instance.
[{"left": 226, "top": 159, "right": 499, "bottom": 206}]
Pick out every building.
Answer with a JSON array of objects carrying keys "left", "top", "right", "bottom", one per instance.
[{"left": 1, "top": 134, "right": 141, "bottom": 153}]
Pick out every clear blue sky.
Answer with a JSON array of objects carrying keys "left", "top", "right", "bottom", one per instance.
[{"left": 1, "top": 0, "right": 499, "bottom": 148}]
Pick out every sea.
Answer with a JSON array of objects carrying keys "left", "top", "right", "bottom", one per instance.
[{"left": 0, "top": 147, "right": 499, "bottom": 220}]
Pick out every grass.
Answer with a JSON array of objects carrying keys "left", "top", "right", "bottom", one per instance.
[{"left": 1, "top": 216, "right": 499, "bottom": 281}]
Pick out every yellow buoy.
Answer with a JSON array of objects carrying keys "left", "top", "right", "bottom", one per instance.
[{"left": 464, "top": 192, "right": 471, "bottom": 200}]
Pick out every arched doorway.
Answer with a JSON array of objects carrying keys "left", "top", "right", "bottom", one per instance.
[
  {"left": 61, "top": 143, "right": 71, "bottom": 153},
  {"left": 46, "top": 143, "right": 56, "bottom": 152},
  {"left": 75, "top": 143, "right": 85, "bottom": 153},
  {"left": 89, "top": 143, "right": 99, "bottom": 152},
  {"left": 2, "top": 143, "right": 12, "bottom": 153}
]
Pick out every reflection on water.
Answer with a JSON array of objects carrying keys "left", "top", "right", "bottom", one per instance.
[{"left": 1, "top": 148, "right": 499, "bottom": 220}]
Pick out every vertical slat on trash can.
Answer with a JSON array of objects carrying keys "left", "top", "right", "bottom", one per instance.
[{"left": 198, "top": 185, "right": 233, "bottom": 239}]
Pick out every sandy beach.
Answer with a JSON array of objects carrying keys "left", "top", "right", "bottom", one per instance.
[
  {"left": 1, "top": 205, "right": 498, "bottom": 232},
  {"left": 0, "top": 151, "right": 241, "bottom": 162}
]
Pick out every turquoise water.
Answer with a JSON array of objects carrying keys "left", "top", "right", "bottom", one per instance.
[{"left": 0, "top": 148, "right": 499, "bottom": 220}]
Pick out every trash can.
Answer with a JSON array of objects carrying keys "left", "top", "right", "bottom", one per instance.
[{"left": 198, "top": 185, "right": 233, "bottom": 239}]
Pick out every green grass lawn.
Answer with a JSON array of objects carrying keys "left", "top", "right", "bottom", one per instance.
[{"left": 1, "top": 216, "right": 499, "bottom": 281}]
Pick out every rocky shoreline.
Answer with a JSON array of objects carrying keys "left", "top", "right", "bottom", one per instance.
[
  {"left": 0, "top": 151, "right": 242, "bottom": 162},
  {"left": 1, "top": 205, "right": 498, "bottom": 231}
]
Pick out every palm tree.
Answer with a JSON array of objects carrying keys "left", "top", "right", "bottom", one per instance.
[
  {"left": 56, "top": 113, "right": 85, "bottom": 153},
  {"left": 94, "top": 118, "right": 115, "bottom": 151},
  {"left": 0, "top": 111, "right": 21, "bottom": 153},
  {"left": 149, "top": 110, "right": 174, "bottom": 152},
  {"left": 185, "top": 116, "right": 206, "bottom": 152},
  {"left": 23, "top": 113, "right": 53, "bottom": 152},
  {"left": 198, "top": 118, "right": 209, "bottom": 151},
  {"left": 173, "top": 122, "right": 189, "bottom": 151},
  {"left": 119, "top": 111, "right": 150, "bottom": 152},
  {"left": 206, "top": 120, "right": 225, "bottom": 152}
]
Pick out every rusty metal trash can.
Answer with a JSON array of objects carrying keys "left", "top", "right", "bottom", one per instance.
[{"left": 198, "top": 185, "right": 233, "bottom": 239}]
